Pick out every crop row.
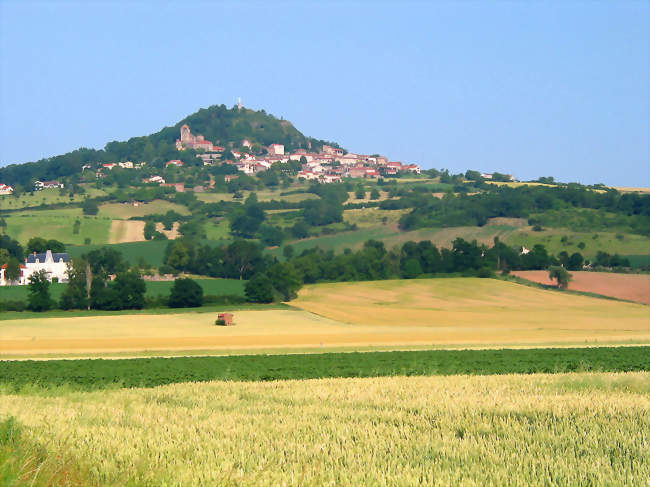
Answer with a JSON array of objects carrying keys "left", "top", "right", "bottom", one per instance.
[{"left": 1, "top": 346, "right": 648, "bottom": 392}]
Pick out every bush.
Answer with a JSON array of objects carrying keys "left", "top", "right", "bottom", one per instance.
[
  {"left": 168, "top": 278, "right": 204, "bottom": 308},
  {"left": 215, "top": 319, "right": 226, "bottom": 326},
  {"left": 476, "top": 267, "right": 495, "bottom": 278},
  {"left": 158, "top": 264, "right": 176, "bottom": 275},
  {"left": 82, "top": 199, "right": 99, "bottom": 215}
]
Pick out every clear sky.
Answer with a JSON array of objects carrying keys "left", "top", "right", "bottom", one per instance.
[{"left": 0, "top": 1, "right": 648, "bottom": 186}]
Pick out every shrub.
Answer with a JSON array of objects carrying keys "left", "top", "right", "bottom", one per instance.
[{"left": 168, "top": 278, "right": 204, "bottom": 308}]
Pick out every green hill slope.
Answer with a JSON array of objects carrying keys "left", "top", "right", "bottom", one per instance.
[{"left": 0, "top": 104, "right": 340, "bottom": 186}]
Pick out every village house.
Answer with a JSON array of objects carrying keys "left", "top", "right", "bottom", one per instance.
[
  {"left": 143, "top": 175, "right": 165, "bottom": 184},
  {"left": 1, "top": 250, "right": 70, "bottom": 286},
  {"left": 166, "top": 160, "right": 184, "bottom": 168},
  {"left": 34, "top": 180, "right": 64, "bottom": 190},
  {"left": 0, "top": 262, "right": 26, "bottom": 285},
  {"left": 268, "top": 144, "right": 285, "bottom": 156},
  {"left": 322, "top": 145, "right": 344, "bottom": 156},
  {"left": 0, "top": 183, "right": 14, "bottom": 195}
]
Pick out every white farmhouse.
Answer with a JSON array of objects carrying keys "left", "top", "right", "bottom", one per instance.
[{"left": 24, "top": 250, "right": 70, "bottom": 283}]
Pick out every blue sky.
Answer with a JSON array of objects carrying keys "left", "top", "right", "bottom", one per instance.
[{"left": 0, "top": 1, "right": 648, "bottom": 186}]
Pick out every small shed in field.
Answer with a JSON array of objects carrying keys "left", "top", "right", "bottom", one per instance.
[{"left": 218, "top": 313, "right": 234, "bottom": 326}]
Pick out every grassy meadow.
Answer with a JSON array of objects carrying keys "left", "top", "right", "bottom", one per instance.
[
  {"left": 504, "top": 227, "right": 650, "bottom": 259},
  {"left": 2, "top": 211, "right": 112, "bottom": 246},
  {"left": 274, "top": 222, "right": 525, "bottom": 257},
  {"left": 0, "top": 186, "right": 107, "bottom": 210},
  {"left": 0, "top": 278, "right": 245, "bottom": 303},
  {"left": 0, "top": 372, "right": 647, "bottom": 486},
  {"left": 98, "top": 199, "right": 190, "bottom": 219}
]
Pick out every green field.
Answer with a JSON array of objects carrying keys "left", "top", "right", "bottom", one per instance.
[
  {"left": 67, "top": 239, "right": 170, "bottom": 266},
  {"left": 504, "top": 228, "right": 650, "bottom": 261},
  {"left": 197, "top": 188, "right": 319, "bottom": 203},
  {"left": 0, "top": 186, "right": 107, "bottom": 210},
  {"left": 1, "top": 346, "right": 647, "bottom": 391},
  {"left": 0, "top": 278, "right": 245, "bottom": 302},
  {"left": 2, "top": 211, "right": 112, "bottom": 245},
  {"left": 275, "top": 222, "right": 524, "bottom": 257},
  {"left": 98, "top": 199, "right": 190, "bottom": 218}
]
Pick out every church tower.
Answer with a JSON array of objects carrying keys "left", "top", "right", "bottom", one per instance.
[{"left": 180, "top": 124, "right": 192, "bottom": 143}]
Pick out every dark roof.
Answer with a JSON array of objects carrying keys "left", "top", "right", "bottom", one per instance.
[{"left": 26, "top": 252, "right": 70, "bottom": 263}]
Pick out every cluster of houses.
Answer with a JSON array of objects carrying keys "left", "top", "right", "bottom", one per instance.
[
  {"left": 0, "top": 180, "right": 67, "bottom": 195},
  {"left": 0, "top": 249, "right": 70, "bottom": 286},
  {"left": 174, "top": 124, "right": 421, "bottom": 184}
]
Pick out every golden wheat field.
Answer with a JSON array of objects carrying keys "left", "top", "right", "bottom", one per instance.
[
  {"left": 293, "top": 278, "right": 650, "bottom": 342},
  {"left": 1, "top": 372, "right": 648, "bottom": 486},
  {"left": 2, "top": 279, "right": 649, "bottom": 358}
]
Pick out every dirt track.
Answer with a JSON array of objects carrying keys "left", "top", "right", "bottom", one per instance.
[{"left": 511, "top": 271, "right": 650, "bottom": 305}]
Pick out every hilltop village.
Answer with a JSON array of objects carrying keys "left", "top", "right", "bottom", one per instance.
[{"left": 105, "top": 124, "right": 421, "bottom": 186}]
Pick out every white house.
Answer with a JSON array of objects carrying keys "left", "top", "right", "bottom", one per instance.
[
  {"left": 24, "top": 250, "right": 70, "bottom": 283},
  {"left": 34, "top": 180, "right": 64, "bottom": 190},
  {"left": 0, "top": 250, "right": 70, "bottom": 286},
  {"left": 0, "top": 262, "right": 27, "bottom": 285},
  {"left": 0, "top": 184, "right": 14, "bottom": 195}
]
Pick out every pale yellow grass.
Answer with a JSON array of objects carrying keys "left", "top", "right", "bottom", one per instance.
[
  {"left": 1, "top": 373, "right": 648, "bottom": 486},
  {"left": 614, "top": 186, "right": 650, "bottom": 194},
  {"left": 108, "top": 220, "right": 145, "bottom": 243},
  {"left": 293, "top": 278, "right": 650, "bottom": 344},
  {"left": 155, "top": 221, "right": 180, "bottom": 239}
]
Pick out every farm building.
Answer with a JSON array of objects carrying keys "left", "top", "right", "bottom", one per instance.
[{"left": 218, "top": 313, "right": 234, "bottom": 326}]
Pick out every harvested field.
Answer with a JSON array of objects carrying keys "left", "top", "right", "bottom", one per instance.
[
  {"left": 0, "top": 372, "right": 647, "bottom": 486},
  {"left": 512, "top": 271, "right": 650, "bottom": 305},
  {"left": 108, "top": 219, "right": 145, "bottom": 243},
  {"left": 292, "top": 278, "right": 650, "bottom": 344},
  {"left": 3, "top": 279, "right": 649, "bottom": 358}
]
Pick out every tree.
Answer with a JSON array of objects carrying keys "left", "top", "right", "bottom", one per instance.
[
  {"left": 4, "top": 257, "right": 22, "bottom": 284},
  {"left": 282, "top": 245, "right": 295, "bottom": 260},
  {"left": 370, "top": 188, "right": 381, "bottom": 200},
  {"left": 27, "top": 270, "right": 53, "bottom": 311},
  {"left": 26, "top": 237, "right": 48, "bottom": 254},
  {"left": 245, "top": 273, "right": 274, "bottom": 303},
  {"left": 168, "top": 278, "right": 204, "bottom": 308},
  {"left": 549, "top": 266, "right": 572, "bottom": 289},
  {"left": 567, "top": 252, "right": 584, "bottom": 271},
  {"left": 144, "top": 221, "right": 156, "bottom": 240},
  {"left": 266, "top": 262, "right": 302, "bottom": 301},
  {"left": 0, "top": 248, "right": 10, "bottom": 266},
  {"left": 59, "top": 258, "right": 89, "bottom": 310},
  {"left": 258, "top": 224, "right": 284, "bottom": 247},
  {"left": 113, "top": 270, "right": 146, "bottom": 309},
  {"left": 165, "top": 241, "right": 191, "bottom": 271},
  {"left": 82, "top": 199, "right": 99, "bottom": 215},
  {"left": 73, "top": 219, "right": 81, "bottom": 235}
]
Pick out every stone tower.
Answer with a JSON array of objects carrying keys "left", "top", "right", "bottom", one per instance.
[{"left": 180, "top": 124, "right": 192, "bottom": 143}]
